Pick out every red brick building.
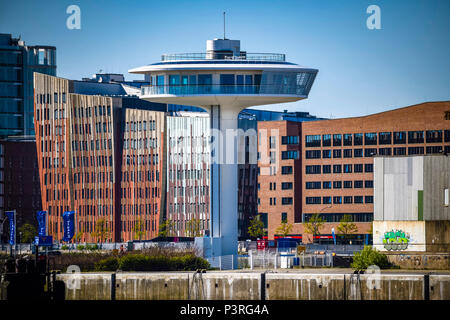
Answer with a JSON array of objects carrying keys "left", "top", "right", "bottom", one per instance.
[{"left": 258, "top": 101, "right": 450, "bottom": 243}]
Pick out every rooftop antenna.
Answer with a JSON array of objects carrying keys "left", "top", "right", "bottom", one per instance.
[{"left": 223, "top": 11, "right": 226, "bottom": 40}]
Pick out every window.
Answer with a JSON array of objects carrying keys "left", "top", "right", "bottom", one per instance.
[
  {"left": 379, "top": 132, "right": 392, "bottom": 145},
  {"left": 282, "top": 197, "right": 293, "bottom": 205},
  {"left": 408, "top": 147, "right": 424, "bottom": 155},
  {"left": 365, "top": 180, "right": 374, "bottom": 188},
  {"left": 394, "top": 147, "right": 406, "bottom": 155},
  {"left": 306, "top": 135, "right": 321, "bottom": 147},
  {"left": 408, "top": 131, "right": 424, "bottom": 143},
  {"left": 365, "top": 133, "right": 377, "bottom": 145},
  {"left": 306, "top": 197, "right": 321, "bottom": 204},
  {"left": 322, "top": 134, "right": 331, "bottom": 147},
  {"left": 354, "top": 164, "right": 363, "bottom": 173},
  {"left": 323, "top": 181, "right": 332, "bottom": 189},
  {"left": 323, "top": 196, "right": 332, "bottom": 204},
  {"left": 394, "top": 131, "right": 406, "bottom": 144},
  {"left": 354, "top": 133, "right": 363, "bottom": 146},
  {"left": 282, "top": 166, "right": 293, "bottom": 174},
  {"left": 282, "top": 136, "right": 299, "bottom": 145},
  {"left": 365, "top": 164, "right": 373, "bottom": 173},
  {"left": 344, "top": 164, "right": 352, "bottom": 173},
  {"left": 343, "top": 149, "right": 352, "bottom": 158},
  {"left": 333, "top": 134, "right": 342, "bottom": 146},
  {"left": 354, "top": 180, "right": 363, "bottom": 188},
  {"left": 157, "top": 75, "right": 165, "bottom": 85},
  {"left": 306, "top": 150, "right": 321, "bottom": 159},
  {"left": 333, "top": 149, "right": 342, "bottom": 158},
  {"left": 333, "top": 164, "right": 342, "bottom": 173},
  {"left": 306, "top": 165, "right": 321, "bottom": 174},
  {"left": 333, "top": 181, "right": 342, "bottom": 189},
  {"left": 344, "top": 196, "right": 353, "bottom": 204},
  {"left": 426, "top": 130, "right": 443, "bottom": 143},
  {"left": 322, "top": 165, "right": 331, "bottom": 174},
  {"left": 281, "top": 212, "right": 287, "bottom": 223},
  {"left": 282, "top": 151, "right": 298, "bottom": 160},
  {"left": 281, "top": 182, "right": 293, "bottom": 190},
  {"left": 322, "top": 150, "right": 331, "bottom": 158},
  {"left": 445, "top": 130, "right": 450, "bottom": 143},
  {"left": 333, "top": 196, "right": 342, "bottom": 204},
  {"left": 378, "top": 148, "right": 391, "bottom": 156},
  {"left": 365, "top": 196, "right": 374, "bottom": 204},
  {"left": 343, "top": 134, "right": 352, "bottom": 146},
  {"left": 426, "top": 146, "right": 442, "bottom": 154},
  {"left": 354, "top": 149, "right": 363, "bottom": 157},
  {"left": 365, "top": 148, "right": 377, "bottom": 157},
  {"left": 344, "top": 181, "right": 352, "bottom": 188},
  {"left": 306, "top": 181, "right": 321, "bottom": 189},
  {"left": 354, "top": 196, "right": 363, "bottom": 204},
  {"left": 269, "top": 136, "right": 276, "bottom": 149}
]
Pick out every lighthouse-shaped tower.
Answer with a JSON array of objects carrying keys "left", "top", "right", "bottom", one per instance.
[{"left": 129, "top": 38, "right": 318, "bottom": 269}]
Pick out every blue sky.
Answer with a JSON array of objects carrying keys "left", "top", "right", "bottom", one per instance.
[{"left": 1, "top": 0, "right": 449, "bottom": 118}]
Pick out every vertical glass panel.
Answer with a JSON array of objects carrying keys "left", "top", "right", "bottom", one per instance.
[
  {"left": 169, "top": 75, "right": 180, "bottom": 85},
  {"left": 189, "top": 75, "right": 196, "bottom": 85},
  {"left": 245, "top": 75, "right": 253, "bottom": 85},
  {"left": 181, "top": 75, "right": 188, "bottom": 85},
  {"left": 157, "top": 75, "right": 164, "bottom": 85}
]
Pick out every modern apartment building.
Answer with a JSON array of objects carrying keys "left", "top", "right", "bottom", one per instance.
[
  {"left": 33, "top": 73, "right": 165, "bottom": 242},
  {"left": 259, "top": 101, "right": 450, "bottom": 243},
  {"left": 0, "top": 33, "right": 56, "bottom": 137}
]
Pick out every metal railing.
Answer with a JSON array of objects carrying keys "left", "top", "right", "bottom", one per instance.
[
  {"left": 161, "top": 52, "right": 286, "bottom": 62},
  {"left": 141, "top": 84, "right": 308, "bottom": 96}
]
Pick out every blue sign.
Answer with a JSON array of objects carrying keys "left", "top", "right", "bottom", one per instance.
[
  {"left": 5, "top": 211, "right": 15, "bottom": 245},
  {"left": 63, "top": 211, "right": 75, "bottom": 242},
  {"left": 36, "top": 211, "right": 47, "bottom": 236},
  {"left": 34, "top": 235, "right": 53, "bottom": 247}
]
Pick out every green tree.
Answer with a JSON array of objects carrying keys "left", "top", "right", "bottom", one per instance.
[
  {"left": 74, "top": 231, "right": 83, "bottom": 243},
  {"left": 337, "top": 214, "right": 358, "bottom": 244},
  {"left": 275, "top": 221, "right": 293, "bottom": 238},
  {"left": 18, "top": 223, "right": 37, "bottom": 243},
  {"left": 92, "top": 218, "right": 109, "bottom": 243},
  {"left": 247, "top": 216, "right": 265, "bottom": 239},
  {"left": 186, "top": 218, "right": 202, "bottom": 237},
  {"left": 351, "top": 245, "right": 390, "bottom": 271},
  {"left": 303, "top": 213, "right": 324, "bottom": 243},
  {"left": 134, "top": 217, "right": 145, "bottom": 240},
  {"left": 158, "top": 220, "right": 175, "bottom": 237}
]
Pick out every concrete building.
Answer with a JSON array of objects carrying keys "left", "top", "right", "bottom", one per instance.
[
  {"left": 0, "top": 137, "right": 42, "bottom": 243},
  {"left": 130, "top": 37, "right": 317, "bottom": 267},
  {"left": 33, "top": 73, "right": 166, "bottom": 242},
  {"left": 373, "top": 155, "right": 450, "bottom": 252},
  {"left": 259, "top": 101, "right": 450, "bottom": 243},
  {"left": 0, "top": 33, "right": 56, "bottom": 137}
]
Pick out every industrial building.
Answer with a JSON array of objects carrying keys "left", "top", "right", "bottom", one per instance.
[{"left": 373, "top": 155, "right": 450, "bottom": 252}]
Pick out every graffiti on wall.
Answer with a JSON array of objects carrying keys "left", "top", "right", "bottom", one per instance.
[{"left": 383, "top": 229, "right": 410, "bottom": 250}]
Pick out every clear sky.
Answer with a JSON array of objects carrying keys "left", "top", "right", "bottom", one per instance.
[{"left": 1, "top": 0, "right": 449, "bottom": 118}]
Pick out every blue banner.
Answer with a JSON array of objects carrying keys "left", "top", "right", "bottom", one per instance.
[
  {"left": 5, "top": 211, "right": 15, "bottom": 245},
  {"left": 34, "top": 235, "right": 53, "bottom": 247},
  {"left": 63, "top": 211, "right": 75, "bottom": 242},
  {"left": 36, "top": 210, "right": 47, "bottom": 236}
]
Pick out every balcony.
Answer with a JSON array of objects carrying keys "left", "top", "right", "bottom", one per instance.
[
  {"left": 141, "top": 84, "right": 311, "bottom": 97},
  {"left": 160, "top": 53, "right": 286, "bottom": 62}
]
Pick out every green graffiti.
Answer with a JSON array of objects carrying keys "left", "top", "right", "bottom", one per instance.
[{"left": 383, "top": 229, "right": 410, "bottom": 250}]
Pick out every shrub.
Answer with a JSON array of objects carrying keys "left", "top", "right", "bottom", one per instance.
[
  {"left": 61, "top": 245, "right": 69, "bottom": 250},
  {"left": 76, "top": 245, "right": 85, "bottom": 250},
  {"left": 118, "top": 254, "right": 210, "bottom": 271},
  {"left": 86, "top": 244, "right": 99, "bottom": 251},
  {"left": 351, "top": 245, "right": 390, "bottom": 271},
  {"left": 95, "top": 257, "right": 119, "bottom": 271}
]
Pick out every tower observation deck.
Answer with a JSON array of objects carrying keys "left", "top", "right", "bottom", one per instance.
[{"left": 129, "top": 38, "right": 318, "bottom": 269}]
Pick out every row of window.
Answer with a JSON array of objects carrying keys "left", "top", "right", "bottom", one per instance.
[
  {"left": 35, "top": 92, "right": 67, "bottom": 105},
  {"left": 306, "top": 195, "right": 374, "bottom": 204},
  {"left": 306, "top": 146, "right": 450, "bottom": 158},
  {"left": 267, "top": 197, "right": 293, "bottom": 205},
  {"left": 306, "top": 180, "right": 373, "bottom": 189},
  {"left": 306, "top": 130, "right": 450, "bottom": 147},
  {"left": 306, "top": 164, "right": 373, "bottom": 174},
  {"left": 125, "top": 120, "right": 157, "bottom": 132}
]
